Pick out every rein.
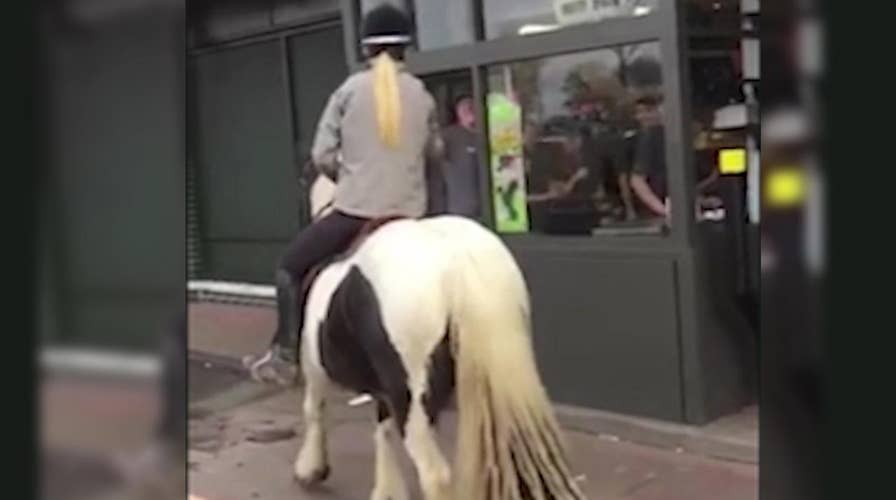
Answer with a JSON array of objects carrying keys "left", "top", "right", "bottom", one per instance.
[{"left": 302, "top": 157, "right": 337, "bottom": 222}]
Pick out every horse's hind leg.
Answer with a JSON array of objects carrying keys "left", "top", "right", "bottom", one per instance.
[
  {"left": 371, "top": 400, "right": 409, "bottom": 500},
  {"left": 294, "top": 370, "right": 330, "bottom": 486},
  {"left": 403, "top": 395, "right": 452, "bottom": 500}
]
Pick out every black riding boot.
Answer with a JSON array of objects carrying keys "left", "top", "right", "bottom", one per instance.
[
  {"left": 243, "top": 269, "right": 301, "bottom": 385},
  {"left": 272, "top": 268, "right": 302, "bottom": 358}
]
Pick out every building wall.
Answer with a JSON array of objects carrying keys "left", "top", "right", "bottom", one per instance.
[
  {"left": 189, "top": 0, "right": 340, "bottom": 49},
  {"left": 188, "top": 1, "right": 346, "bottom": 282},
  {"left": 187, "top": 0, "right": 757, "bottom": 425}
]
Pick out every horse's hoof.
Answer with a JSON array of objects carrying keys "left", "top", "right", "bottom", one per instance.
[
  {"left": 295, "top": 465, "right": 330, "bottom": 488},
  {"left": 371, "top": 490, "right": 408, "bottom": 500}
]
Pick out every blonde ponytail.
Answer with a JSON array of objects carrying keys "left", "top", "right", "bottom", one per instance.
[{"left": 372, "top": 51, "right": 402, "bottom": 149}]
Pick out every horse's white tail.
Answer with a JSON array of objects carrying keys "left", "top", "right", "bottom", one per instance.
[{"left": 446, "top": 223, "right": 586, "bottom": 500}]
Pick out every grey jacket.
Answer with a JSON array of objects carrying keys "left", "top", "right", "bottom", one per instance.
[{"left": 311, "top": 67, "right": 444, "bottom": 218}]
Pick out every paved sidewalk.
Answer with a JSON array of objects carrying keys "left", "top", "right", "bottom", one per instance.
[
  {"left": 190, "top": 302, "right": 275, "bottom": 365},
  {"left": 189, "top": 301, "right": 758, "bottom": 463},
  {"left": 188, "top": 380, "right": 757, "bottom": 500}
]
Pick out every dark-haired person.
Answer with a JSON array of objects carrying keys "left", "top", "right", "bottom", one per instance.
[
  {"left": 630, "top": 97, "right": 725, "bottom": 222},
  {"left": 243, "top": 4, "right": 444, "bottom": 384},
  {"left": 629, "top": 95, "right": 670, "bottom": 219}
]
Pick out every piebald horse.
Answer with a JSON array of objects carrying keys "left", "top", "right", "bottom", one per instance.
[{"left": 294, "top": 175, "right": 586, "bottom": 500}]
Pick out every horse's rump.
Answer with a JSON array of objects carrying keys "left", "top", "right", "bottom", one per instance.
[
  {"left": 304, "top": 215, "right": 585, "bottom": 499},
  {"left": 299, "top": 215, "right": 409, "bottom": 298}
]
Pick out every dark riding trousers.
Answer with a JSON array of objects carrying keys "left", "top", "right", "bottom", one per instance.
[{"left": 271, "top": 211, "right": 370, "bottom": 348}]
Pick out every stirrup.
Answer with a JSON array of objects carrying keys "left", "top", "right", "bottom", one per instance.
[{"left": 244, "top": 348, "right": 297, "bottom": 386}]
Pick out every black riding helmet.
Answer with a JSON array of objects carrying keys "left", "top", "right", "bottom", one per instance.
[{"left": 360, "top": 3, "right": 413, "bottom": 47}]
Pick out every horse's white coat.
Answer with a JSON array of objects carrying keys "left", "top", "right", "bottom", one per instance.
[
  {"left": 371, "top": 419, "right": 409, "bottom": 500},
  {"left": 301, "top": 219, "right": 452, "bottom": 394},
  {"left": 296, "top": 220, "right": 454, "bottom": 497},
  {"left": 294, "top": 259, "right": 351, "bottom": 484},
  {"left": 294, "top": 368, "right": 328, "bottom": 483},
  {"left": 353, "top": 222, "right": 456, "bottom": 500},
  {"left": 300, "top": 259, "right": 352, "bottom": 376},
  {"left": 295, "top": 176, "right": 585, "bottom": 499},
  {"left": 403, "top": 398, "right": 452, "bottom": 500},
  {"left": 355, "top": 220, "right": 452, "bottom": 393}
]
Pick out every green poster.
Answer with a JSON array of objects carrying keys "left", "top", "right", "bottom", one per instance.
[{"left": 487, "top": 93, "right": 529, "bottom": 233}]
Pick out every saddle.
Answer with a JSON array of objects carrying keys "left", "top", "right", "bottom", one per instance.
[{"left": 299, "top": 215, "right": 407, "bottom": 296}]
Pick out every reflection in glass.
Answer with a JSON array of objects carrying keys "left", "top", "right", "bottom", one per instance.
[
  {"left": 485, "top": 43, "right": 671, "bottom": 236},
  {"left": 483, "top": 0, "right": 660, "bottom": 40},
  {"left": 412, "top": 0, "right": 475, "bottom": 50}
]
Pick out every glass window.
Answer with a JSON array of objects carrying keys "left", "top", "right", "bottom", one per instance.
[
  {"left": 485, "top": 42, "right": 671, "bottom": 236},
  {"left": 483, "top": 0, "right": 661, "bottom": 40},
  {"left": 412, "top": 1, "right": 475, "bottom": 50},
  {"left": 359, "top": 0, "right": 474, "bottom": 52},
  {"left": 421, "top": 72, "right": 484, "bottom": 220},
  {"left": 360, "top": 0, "right": 408, "bottom": 18},
  {"left": 687, "top": 0, "right": 753, "bottom": 225}
]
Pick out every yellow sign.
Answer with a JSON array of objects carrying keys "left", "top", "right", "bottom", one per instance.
[
  {"left": 718, "top": 148, "right": 747, "bottom": 174},
  {"left": 766, "top": 167, "right": 806, "bottom": 207}
]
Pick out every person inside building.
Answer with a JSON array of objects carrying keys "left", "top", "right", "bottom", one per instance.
[
  {"left": 440, "top": 94, "right": 482, "bottom": 219},
  {"left": 242, "top": 3, "right": 444, "bottom": 384},
  {"left": 629, "top": 94, "right": 669, "bottom": 220},
  {"left": 574, "top": 95, "right": 638, "bottom": 224},
  {"left": 630, "top": 96, "right": 726, "bottom": 223}
]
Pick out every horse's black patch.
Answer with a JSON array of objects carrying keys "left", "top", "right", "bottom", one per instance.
[
  {"left": 376, "top": 399, "right": 390, "bottom": 423},
  {"left": 319, "top": 265, "right": 412, "bottom": 433},
  {"left": 422, "top": 329, "right": 455, "bottom": 424}
]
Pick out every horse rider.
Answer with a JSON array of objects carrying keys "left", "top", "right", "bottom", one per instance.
[{"left": 243, "top": 4, "right": 444, "bottom": 384}]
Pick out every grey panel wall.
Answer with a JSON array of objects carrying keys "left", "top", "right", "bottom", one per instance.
[
  {"left": 190, "top": 0, "right": 340, "bottom": 48},
  {"left": 512, "top": 239, "right": 753, "bottom": 423},
  {"left": 194, "top": 41, "right": 296, "bottom": 241},
  {"left": 274, "top": 0, "right": 340, "bottom": 26},
  {"left": 192, "top": 41, "right": 296, "bottom": 280},
  {"left": 203, "top": 242, "right": 288, "bottom": 283},
  {"left": 198, "top": 1, "right": 271, "bottom": 42},
  {"left": 190, "top": 24, "right": 347, "bottom": 282},
  {"left": 693, "top": 225, "right": 757, "bottom": 417},
  {"left": 288, "top": 27, "right": 349, "bottom": 160},
  {"left": 514, "top": 247, "right": 684, "bottom": 421}
]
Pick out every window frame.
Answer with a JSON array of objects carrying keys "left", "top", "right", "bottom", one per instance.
[{"left": 341, "top": 0, "right": 697, "bottom": 251}]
